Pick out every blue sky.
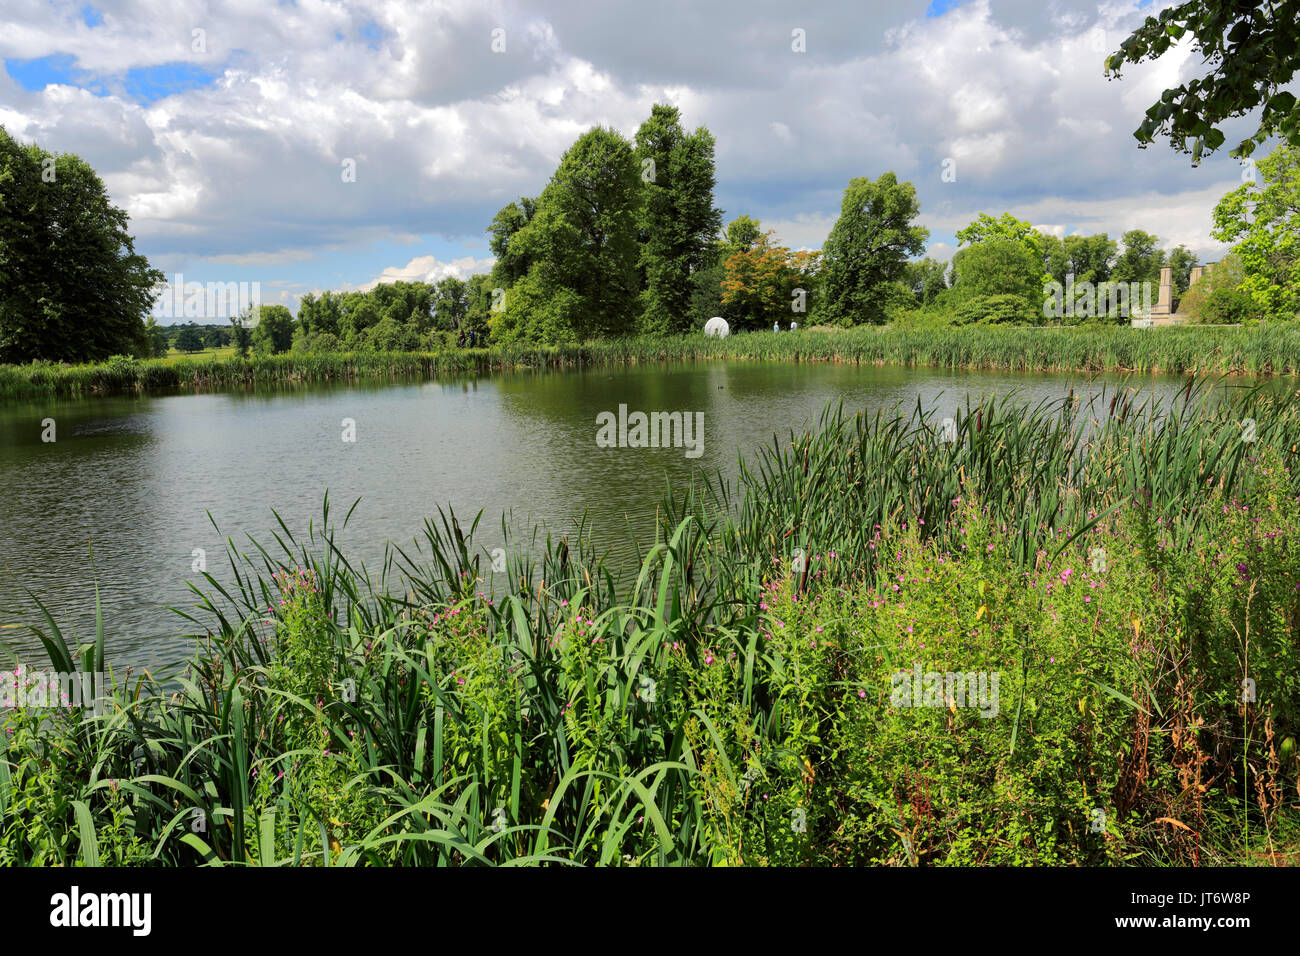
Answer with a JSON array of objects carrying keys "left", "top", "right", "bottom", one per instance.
[{"left": 0, "top": 0, "right": 1274, "bottom": 320}]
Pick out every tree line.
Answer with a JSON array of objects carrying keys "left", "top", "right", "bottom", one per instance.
[{"left": 2, "top": 96, "right": 1297, "bottom": 364}]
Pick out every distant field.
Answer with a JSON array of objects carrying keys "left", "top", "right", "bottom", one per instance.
[{"left": 156, "top": 346, "right": 237, "bottom": 364}]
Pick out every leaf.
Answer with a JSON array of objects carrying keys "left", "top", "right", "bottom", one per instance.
[
  {"left": 1269, "top": 92, "right": 1297, "bottom": 115},
  {"left": 72, "top": 800, "right": 100, "bottom": 866}
]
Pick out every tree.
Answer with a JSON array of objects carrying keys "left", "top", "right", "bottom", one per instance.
[
  {"left": 905, "top": 257, "right": 949, "bottom": 306},
  {"left": 487, "top": 197, "right": 538, "bottom": 287},
  {"left": 464, "top": 273, "right": 494, "bottom": 336},
  {"left": 175, "top": 327, "right": 205, "bottom": 352},
  {"left": 724, "top": 215, "right": 762, "bottom": 255},
  {"left": 817, "top": 172, "right": 928, "bottom": 326},
  {"left": 1179, "top": 252, "right": 1266, "bottom": 323},
  {"left": 1211, "top": 141, "right": 1300, "bottom": 318},
  {"left": 1111, "top": 230, "right": 1166, "bottom": 288},
  {"left": 144, "top": 317, "right": 169, "bottom": 357},
  {"left": 1106, "top": 1, "right": 1300, "bottom": 161},
  {"left": 231, "top": 310, "right": 252, "bottom": 358},
  {"left": 953, "top": 293, "right": 1039, "bottom": 326},
  {"left": 0, "top": 126, "right": 162, "bottom": 362},
  {"left": 951, "top": 239, "right": 1045, "bottom": 309},
  {"left": 634, "top": 104, "right": 723, "bottom": 335},
  {"left": 434, "top": 276, "right": 469, "bottom": 331},
  {"left": 299, "top": 290, "right": 341, "bottom": 337},
  {"left": 363, "top": 314, "right": 418, "bottom": 351},
  {"left": 955, "top": 212, "right": 1042, "bottom": 258},
  {"left": 251, "top": 305, "right": 294, "bottom": 354},
  {"left": 494, "top": 126, "right": 641, "bottom": 343},
  {"left": 1167, "top": 244, "right": 1198, "bottom": 297},
  {"left": 1038, "top": 232, "right": 1070, "bottom": 286},
  {"left": 720, "top": 231, "right": 820, "bottom": 330},
  {"left": 1062, "top": 233, "right": 1116, "bottom": 286}
]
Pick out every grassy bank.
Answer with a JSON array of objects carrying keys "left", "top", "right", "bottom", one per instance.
[
  {"left": 3, "top": 383, "right": 1299, "bottom": 865},
  {"left": 3, "top": 324, "right": 1300, "bottom": 400}
]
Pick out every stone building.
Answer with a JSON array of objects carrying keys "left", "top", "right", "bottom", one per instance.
[{"left": 1131, "top": 262, "right": 1215, "bottom": 327}]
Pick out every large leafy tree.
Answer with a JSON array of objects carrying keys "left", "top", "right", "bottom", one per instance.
[
  {"left": 951, "top": 239, "right": 1045, "bottom": 321},
  {"left": 817, "top": 172, "right": 928, "bottom": 326},
  {"left": 1178, "top": 251, "right": 1266, "bottom": 322},
  {"left": 1212, "top": 141, "right": 1300, "bottom": 317},
  {"left": 251, "top": 304, "right": 294, "bottom": 354},
  {"left": 634, "top": 104, "right": 723, "bottom": 335},
  {"left": 1167, "top": 244, "right": 1198, "bottom": 296},
  {"left": 1062, "top": 234, "right": 1117, "bottom": 285},
  {"left": 1105, "top": 0, "right": 1300, "bottom": 161},
  {"left": 175, "top": 326, "right": 204, "bottom": 353},
  {"left": 720, "top": 231, "right": 820, "bottom": 331},
  {"left": 955, "top": 212, "right": 1042, "bottom": 257},
  {"left": 905, "top": 257, "right": 949, "bottom": 306},
  {"left": 487, "top": 197, "right": 537, "bottom": 288},
  {"left": 493, "top": 127, "right": 641, "bottom": 343},
  {"left": 1111, "top": 230, "right": 1167, "bottom": 287},
  {"left": 434, "top": 276, "right": 469, "bottom": 331},
  {"left": 724, "top": 215, "right": 762, "bottom": 254},
  {"left": 0, "top": 126, "right": 162, "bottom": 362}
]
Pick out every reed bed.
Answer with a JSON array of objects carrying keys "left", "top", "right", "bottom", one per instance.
[
  {"left": 3, "top": 384, "right": 1300, "bottom": 865},
  {"left": 2, "top": 324, "right": 1299, "bottom": 400}
]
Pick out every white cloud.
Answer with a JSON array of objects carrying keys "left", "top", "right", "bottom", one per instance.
[
  {"left": 0, "top": 0, "right": 1272, "bottom": 287},
  {"left": 358, "top": 254, "right": 496, "bottom": 292}
]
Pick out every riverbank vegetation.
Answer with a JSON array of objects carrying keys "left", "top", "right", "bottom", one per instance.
[
  {"left": 3, "top": 383, "right": 1299, "bottom": 865},
  {"left": 3, "top": 324, "right": 1300, "bottom": 399}
]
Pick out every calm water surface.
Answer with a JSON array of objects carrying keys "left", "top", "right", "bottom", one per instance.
[{"left": 0, "top": 361, "right": 1236, "bottom": 668}]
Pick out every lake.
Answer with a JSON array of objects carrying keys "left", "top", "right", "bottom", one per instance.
[{"left": 0, "top": 360, "right": 1245, "bottom": 669}]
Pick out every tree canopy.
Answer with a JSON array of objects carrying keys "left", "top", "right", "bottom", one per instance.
[
  {"left": 0, "top": 126, "right": 161, "bottom": 362},
  {"left": 1106, "top": 0, "right": 1300, "bottom": 161},
  {"left": 816, "top": 172, "right": 928, "bottom": 326}
]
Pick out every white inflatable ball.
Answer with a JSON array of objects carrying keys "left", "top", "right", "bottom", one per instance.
[{"left": 703, "top": 316, "right": 730, "bottom": 337}]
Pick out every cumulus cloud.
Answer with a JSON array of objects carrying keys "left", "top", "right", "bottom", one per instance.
[
  {"left": 357, "top": 254, "right": 496, "bottom": 292},
  {"left": 0, "top": 0, "right": 1269, "bottom": 295}
]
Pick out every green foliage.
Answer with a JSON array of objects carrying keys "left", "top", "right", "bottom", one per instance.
[
  {"left": 252, "top": 305, "right": 294, "bottom": 355},
  {"left": 434, "top": 277, "right": 469, "bottom": 331},
  {"left": 4, "top": 386, "right": 1300, "bottom": 865},
  {"left": 952, "top": 239, "right": 1046, "bottom": 306},
  {"left": 956, "top": 212, "right": 1041, "bottom": 257},
  {"left": 1106, "top": 0, "right": 1300, "bottom": 161},
  {"left": 491, "top": 127, "right": 641, "bottom": 344},
  {"left": 0, "top": 126, "right": 162, "bottom": 363},
  {"left": 230, "top": 310, "right": 252, "bottom": 358},
  {"left": 817, "top": 172, "right": 929, "bottom": 326},
  {"left": 905, "top": 257, "right": 950, "bottom": 307},
  {"left": 1212, "top": 142, "right": 1300, "bottom": 319},
  {"left": 175, "top": 327, "right": 205, "bottom": 353},
  {"left": 1167, "top": 244, "right": 1197, "bottom": 296},
  {"left": 1112, "top": 229, "right": 1166, "bottom": 288},
  {"left": 143, "top": 317, "right": 169, "bottom": 357},
  {"left": 6, "top": 324, "right": 1300, "bottom": 400},
  {"left": 1180, "top": 253, "right": 1262, "bottom": 324},
  {"left": 952, "top": 293, "right": 1039, "bottom": 326},
  {"left": 634, "top": 104, "right": 723, "bottom": 335},
  {"left": 724, "top": 215, "right": 762, "bottom": 254}
]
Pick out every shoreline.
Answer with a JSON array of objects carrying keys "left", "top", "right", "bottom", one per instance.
[{"left": 3, "top": 324, "right": 1300, "bottom": 400}]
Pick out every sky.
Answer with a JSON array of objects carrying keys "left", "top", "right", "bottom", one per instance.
[{"left": 0, "top": 0, "right": 1275, "bottom": 319}]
